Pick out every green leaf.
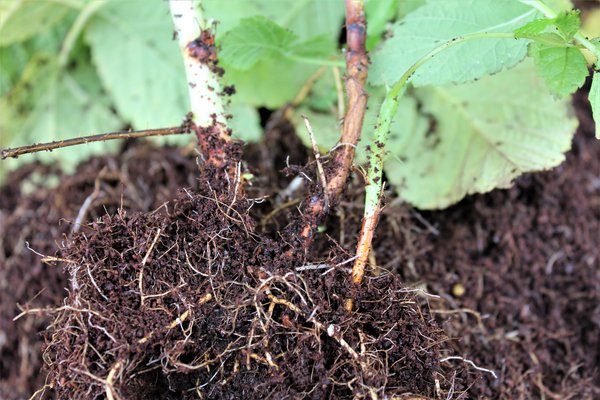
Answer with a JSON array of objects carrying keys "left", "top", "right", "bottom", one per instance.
[
  {"left": 516, "top": 11, "right": 581, "bottom": 42},
  {"left": 365, "top": 0, "right": 397, "bottom": 50},
  {"left": 0, "top": 12, "right": 74, "bottom": 97},
  {"left": 396, "top": 0, "right": 427, "bottom": 19},
  {"left": 0, "top": 0, "right": 75, "bottom": 45},
  {"left": 385, "top": 61, "right": 577, "bottom": 209},
  {"left": 84, "top": 0, "right": 189, "bottom": 129},
  {"left": 519, "top": 32, "right": 568, "bottom": 47},
  {"left": 530, "top": 43, "right": 588, "bottom": 97},
  {"left": 370, "top": 0, "right": 539, "bottom": 87},
  {"left": 204, "top": 0, "right": 342, "bottom": 109},
  {"left": 220, "top": 17, "right": 336, "bottom": 71},
  {"left": 0, "top": 54, "right": 123, "bottom": 177},
  {"left": 290, "top": 35, "right": 335, "bottom": 59},
  {"left": 0, "top": 44, "right": 29, "bottom": 96},
  {"left": 220, "top": 16, "right": 297, "bottom": 70},
  {"left": 204, "top": 0, "right": 343, "bottom": 42},
  {"left": 514, "top": 18, "right": 556, "bottom": 37},
  {"left": 222, "top": 57, "right": 317, "bottom": 109},
  {"left": 590, "top": 70, "right": 600, "bottom": 139},
  {"left": 228, "top": 104, "right": 262, "bottom": 142},
  {"left": 554, "top": 10, "right": 580, "bottom": 40}
]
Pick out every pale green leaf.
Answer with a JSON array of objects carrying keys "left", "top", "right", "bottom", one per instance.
[
  {"left": 204, "top": 0, "right": 343, "bottom": 42},
  {"left": 0, "top": 44, "right": 29, "bottom": 96},
  {"left": 554, "top": 10, "right": 580, "bottom": 40},
  {"left": 397, "top": 0, "right": 427, "bottom": 19},
  {"left": 514, "top": 18, "right": 556, "bottom": 37},
  {"left": 85, "top": 0, "right": 188, "bottom": 129},
  {"left": 275, "top": 0, "right": 343, "bottom": 43},
  {"left": 0, "top": 0, "right": 75, "bottom": 45},
  {"left": 544, "top": 0, "right": 573, "bottom": 12},
  {"left": 365, "top": 0, "right": 397, "bottom": 50},
  {"left": 385, "top": 61, "right": 577, "bottom": 209},
  {"left": 222, "top": 58, "right": 316, "bottom": 108},
  {"left": 530, "top": 43, "right": 588, "bottom": 97},
  {"left": 590, "top": 70, "right": 600, "bottom": 139},
  {"left": 0, "top": 55, "right": 123, "bottom": 177},
  {"left": 220, "top": 16, "right": 297, "bottom": 70},
  {"left": 228, "top": 104, "right": 262, "bottom": 142},
  {"left": 289, "top": 35, "right": 335, "bottom": 59},
  {"left": 518, "top": 32, "right": 568, "bottom": 47},
  {"left": 0, "top": 16, "right": 73, "bottom": 97},
  {"left": 370, "top": 0, "right": 539, "bottom": 87}
]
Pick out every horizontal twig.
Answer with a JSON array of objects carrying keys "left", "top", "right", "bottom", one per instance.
[{"left": 1, "top": 126, "right": 191, "bottom": 160}]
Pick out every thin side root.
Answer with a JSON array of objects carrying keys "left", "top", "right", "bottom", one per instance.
[
  {"left": 139, "top": 228, "right": 162, "bottom": 307},
  {"left": 267, "top": 295, "right": 361, "bottom": 363},
  {"left": 105, "top": 361, "right": 123, "bottom": 400}
]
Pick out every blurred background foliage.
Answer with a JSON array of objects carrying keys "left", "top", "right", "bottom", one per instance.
[
  {"left": 0, "top": 0, "right": 423, "bottom": 181},
  {"left": 1, "top": 0, "right": 596, "bottom": 209}
]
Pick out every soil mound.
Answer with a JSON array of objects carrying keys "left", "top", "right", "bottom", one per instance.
[
  {"left": 0, "top": 145, "right": 199, "bottom": 399},
  {"left": 43, "top": 184, "right": 445, "bottom": 399},
  {"left": 2, "top": 84, "right": 598, "bottom": 399}
]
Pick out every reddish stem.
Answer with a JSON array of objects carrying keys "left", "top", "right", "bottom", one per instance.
[
  {"left": 292, "top": 0, "right": 368, "bottom": 251},
  {"left": 326, "top": 0, "right": 369, "bottom": 204}
]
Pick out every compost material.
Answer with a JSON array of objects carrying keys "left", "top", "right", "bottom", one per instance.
[{"left": 0, "top": 83, "right": 598, "bottom": 399}]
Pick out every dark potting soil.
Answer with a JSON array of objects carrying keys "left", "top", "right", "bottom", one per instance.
[
  {"left": 370, "top": 85, "right": 600, "bottom": 398},
  {"left": 0, "top": 145, "right": 201, "bottom": 399},
  {"left": 0, "top": 82, "right": 598, "bottom": 399}
]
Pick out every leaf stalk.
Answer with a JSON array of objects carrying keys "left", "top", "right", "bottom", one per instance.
[{"left": 351, "top": 31, "right": 523, "bottom": 285}]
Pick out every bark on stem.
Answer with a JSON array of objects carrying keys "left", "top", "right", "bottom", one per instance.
[
  {"left": 327, "top": 0, "right": 369, "bottom": 203},
  {"left": 1, "top": 125, "right": 190, "bottom": 160},
  {"left": 294, "top": 0, "right": 368, "bottom": 250}
]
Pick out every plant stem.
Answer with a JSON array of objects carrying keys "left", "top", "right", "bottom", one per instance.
[
  {"left": 1, "top": 125, "right": 190, "bottom": 160},
  {"left": 350, "top": 31, "right": 521, "bottom": 285},
  {"left": 292, "top": 0, "right": 369, "bottom": 253},
  {"left": 286, "top": 0, "right": 369, "bottom": 255},
  {"left": 169, "top": 0, "right": 227, "bottom": 129},
  {"left": 170, "top": 0, "right": 238, "bottom": 173},
  {"left": 327, "top": 0, "right": 369, "bottom": 205}
]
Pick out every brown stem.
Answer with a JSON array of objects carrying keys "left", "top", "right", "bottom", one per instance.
[
  {"left": 293, "top": 0, "right": 368, "bottom": 251},
  {"left": 326, "top": 0, "right": 368, "bottom": 204},
  {"left": 1, "top": 123, "right": 191, "bottom": 160}
]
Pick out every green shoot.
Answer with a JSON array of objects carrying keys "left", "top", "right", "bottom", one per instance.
[{"left": 352, "top": 0, "right": 600, "bottom": 284}]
